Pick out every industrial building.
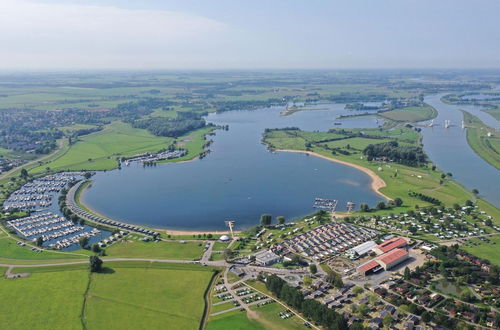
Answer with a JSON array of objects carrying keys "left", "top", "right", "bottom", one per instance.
[
  {"left": 357, "top": 248, "right": 410, "bottom": 275},
  {"left": 254, "top": 250, "right": 281, "bottom": 266},
  {"left": 347, "top": 240, "right": 376, "bottom": 259},
  {"left": 376, "top": 248, "right": 409, "bottom": 270},
  {"left": 372, "top": 237, "right": 408, "bottom": 255}
]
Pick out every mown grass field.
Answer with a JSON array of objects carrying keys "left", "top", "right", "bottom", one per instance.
[
  {"left": 84, "top": 265, "right": 214, "bottom": 329},
  {"left": 3, "top": 262, "right": 217, "bottom": 329},
  {"left": 105, "top": 239, "right": 205, "bottom": 260},
  {"left": 378, "top": 104, "right": 437, "bottom": 122},
  {"left": 207, "top": 310, "right": 265, "bottom": 330},
  {"left": 0, "top": 270, "right": 88, "bottom": 329},
  {"left": 250, "top": 303, "right": 307, "bottom": 330},
  {"left": 461, "top": 234, "right": 500, "bottom": 266},
  {"left": 30, "top": 121, "right": 172, "bottom": 172},
  {"left": 463, "top": 111, "right": 500, "bottom": 170}
]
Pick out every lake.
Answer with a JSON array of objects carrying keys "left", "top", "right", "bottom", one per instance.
[{"left": 82, "top": 104, "right": 385, "bottom": 231}]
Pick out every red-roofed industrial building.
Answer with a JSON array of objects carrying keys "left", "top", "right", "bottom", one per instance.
[
  {"left": 373, "top": 237, "right": 408, "bottom": 255},
  {"left": 376, "top": 248, "right": 409, "bottom": 270},
  {"left": 357, "top": 248, "right": 410, "bottom": 275},
  {"left": 357, "top": 260, "right": 382, "bottom": 276}
]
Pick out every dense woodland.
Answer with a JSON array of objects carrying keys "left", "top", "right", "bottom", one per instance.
[{"left": 363, "top": 141, "right": 426, "bottom": 166}]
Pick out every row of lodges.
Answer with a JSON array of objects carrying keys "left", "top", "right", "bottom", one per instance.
[
  {"left": 67, "top": 181, "right": 159, "bottom": 238},
  {"left": 272, "top": 222, "right": 378, "bottom": 261},
  {"left": 357, "top": 237, "right": 410, "bottom": 275}
]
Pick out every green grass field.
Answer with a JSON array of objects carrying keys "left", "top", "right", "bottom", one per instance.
[
  {"left": 84, "top": 265, "right": 214, "bottom": 329},
  {"left": 207, "top": 310, "right": 265, "bottom": 330},
  {"left": 250, "top": 303, "right": 307, "bottom": 330},
  {"left": 0, "top": 270, "right": 88, "bottom": 329},
  {"left": 378, "top": 104, "right": 437, "bottom": 122},
  {"left": 104, "top": 240, "right": 205, "bottom": 260},
  {"left": 461, "top": 234, "right": 500, "bottom": 266},
  {"left": 30, "top": 121, "right": 172, "bottom": 172},
  {"left": 3, "top": 261, "right": 217, "bottom": 329},
  {"left": 463, "top": 111, "right": 500, "bottom": 170}
]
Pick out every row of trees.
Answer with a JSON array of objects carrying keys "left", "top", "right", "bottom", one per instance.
[
  {"left": 408, "top": 191, "right": 442, "bottom": 205},
  {"left": 363, "top": 141, "right": 426, "bottom": 166},
  {"left": 132, "top": 116, "right": 207, "bottom": 137},
  {"left": 265, "top": 275, "right": 347, "bottom": 329},
  {"left": 359, "top": 197, "right": 403, "bottom": 212},
  {"left": 260, "top": 214, "right": 286, "bottom": 226}
]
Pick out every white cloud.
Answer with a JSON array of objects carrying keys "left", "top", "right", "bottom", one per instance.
[{"left": 0, "top": 0, "right": 227, "bottom": 69}]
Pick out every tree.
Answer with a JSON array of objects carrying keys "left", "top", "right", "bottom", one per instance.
[
  {"left": 222, "top": 249, "right": 234, "bottom": 261},
  {"left": 383, "top": 314, "right": 394, "bottom": 327},
  {"left": 79, "top": 236, "right": 89, "bottom": 249},
  {"left": 36, "top": 236, "right": 43, "bottom": 247},
  {"left": 260, "top": 214, "right": 272, "bottom": 226},
  {"left": 20, "top": 168, "right": 29, "bottom": 179},
  {"left": 353, "top": 286, "right": 364, "bottom": 295},
  {"left": 84, "top": 172, "right": 92, "bottom": 179},
  {"left": 277, "top": 216, "right": 285, "bottom": 225},
  {"left": 357, "top": 304, "right": 369, "bottom": 317},
  {"left": 376, "top": 201, "right": 386, "bottom": 210},
  {"left": 404, "top": 266, "right": 411, "bottom": 280},
  {"left": 360, "top": 203, "right": 370, "bottom": 212},
  {"left": 334, "top": 276, "right": 344, "bottom": 289},
  {"left": 91, "top": 243, "right": 101, "bottom": 253},
  {"left": 394, "top": 197, "right": 403, "bottom": 207},
  {"left": 421, "top": 311, "right": 431, "bottom": 323},
  {"left": 309, "top": 264, "right": 317, "bottom": 274},
  {"left": 89, "top": 256, "right": 103, "bottom": 272},
  {"left": 472, "top": 189, "right": 479, "bottom": 195}
]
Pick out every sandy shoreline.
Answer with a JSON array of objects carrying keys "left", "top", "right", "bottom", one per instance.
[
  {"left": 277, "top": 149, "right": 391, "bottom": 200},
  {"left": 156, "top": 229, "right": 238, "bottom": 236}
]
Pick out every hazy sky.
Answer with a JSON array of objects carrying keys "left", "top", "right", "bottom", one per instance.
[{"left": 1, "top": 0, "right": 499, "bottom": 70}]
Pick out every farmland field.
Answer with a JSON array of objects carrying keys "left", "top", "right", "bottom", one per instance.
[
  {"left": 84, "top": 265, "right": 214, "bottom": 329},
  {"left": 0, "top": 270, "right": 88, "bottom": 329}
]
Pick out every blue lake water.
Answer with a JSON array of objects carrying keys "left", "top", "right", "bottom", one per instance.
[{"left": 82, "top": 105, "right": 386, "bottom": 231}]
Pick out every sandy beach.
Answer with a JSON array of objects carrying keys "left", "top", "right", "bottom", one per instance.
[
  {"left": 277, "top": 149, "right": 391, "bottom": 200},
  {"left": 157, "top": 229, "right": 237, "bottom": 236}
]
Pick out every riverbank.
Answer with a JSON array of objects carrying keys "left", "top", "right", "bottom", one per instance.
[
  {"left": 276, "top": 149, "right": 391, "bottom": 200},
  {"left": 462, "top": 111, "right": 500, "bottom": 170}
]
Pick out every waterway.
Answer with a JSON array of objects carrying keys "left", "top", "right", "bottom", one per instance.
[
  {"left": 82, "top": 104, "right": 385, "bottom": 231},
  {"left": 422, "top": 94, "right": 500, "bottom": 207}
]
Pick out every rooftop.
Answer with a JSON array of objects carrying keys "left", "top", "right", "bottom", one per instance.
[
  {"left": 378, "top": 248, "right": 409, "bottom": 265},
  {"left": 374, "top": 237, "right": 408, "bottom": 253}
]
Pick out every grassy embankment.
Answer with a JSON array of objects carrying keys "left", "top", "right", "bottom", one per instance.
[
  {"left": 1, "top": 262, "right": 218, "bottom": 329},
  {"left": 104, "top": 239, "right": 205, "bottom": 260},
  {"left": 377, "top": 104, "right": 438, "bottom": 122},
  {"left": 462, "top": 111, "right": 500, "bottom": 170}
]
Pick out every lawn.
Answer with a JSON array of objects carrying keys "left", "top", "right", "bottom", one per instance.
[
  {"left": 84, "top": 265, "right": 214, "bottom": 329},
  {"left": 0, "top": 270, "right": 88, "bottom": 329},
  {"left": 104, "top": 239, "right": 205, "bottom": 260},
  {"left": 378, "top": 104, "right": 437, "bottom": 122},
  {"left": 30, "top": 121, "right": 172, "bottom": 172},
  {"left": 207, "top": 310, "right": 265, "bottom": 330},
  {"left": 461, "top": 234, "right": 500, "bottom": 266},
  {"left": 463, "top": 111, "right": 500, "bottom": 170},
  {"left": 250, "top": 303, "right": 307, "bottom": 330}
]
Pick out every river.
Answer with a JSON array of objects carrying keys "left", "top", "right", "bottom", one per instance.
[{"left": 422, "top": 94, "right": 500, "bottom": 207}]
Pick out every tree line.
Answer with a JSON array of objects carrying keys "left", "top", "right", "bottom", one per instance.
[{"left": 265, "top": 274, "right": 347, "bottom": 329}]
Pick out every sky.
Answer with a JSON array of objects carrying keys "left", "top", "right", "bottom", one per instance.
[{"left": 0, "top": 0, "right": 499, "bottom": 70}]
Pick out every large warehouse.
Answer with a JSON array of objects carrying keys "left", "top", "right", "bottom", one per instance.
[
  {"left": 375, "top": 248, "right": 409, "bottom": 270},
  {"left": 357, "top": 248, "right": 410, "bottom": 275},
  {"left": 372, "top": 237, "right": 408, "bottom": 255}
]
